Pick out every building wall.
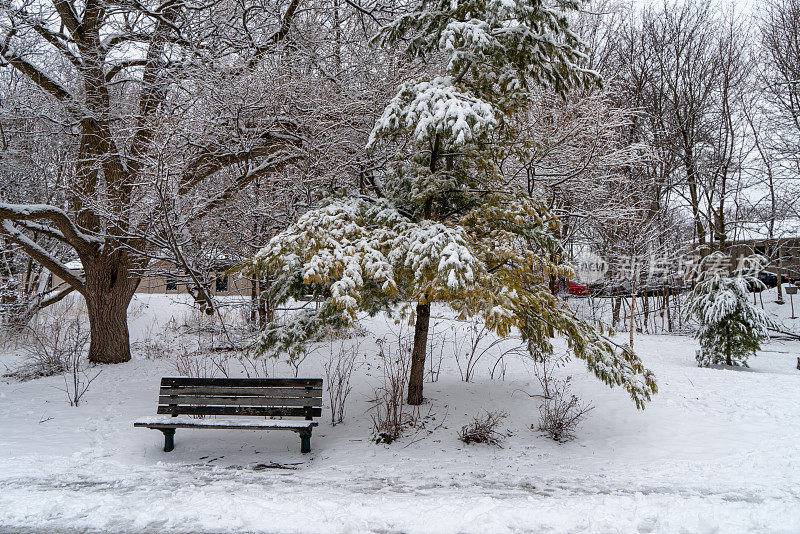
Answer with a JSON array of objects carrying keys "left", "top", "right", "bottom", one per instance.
[
  {"left": 50, "top": 268, "right": 254, "bottom": 297},
  {"left": 133, "top": 271, "right": 253, "bottom": 296},
  {"left": 729, "top": 238, "right": 800, "bottom": 280}
]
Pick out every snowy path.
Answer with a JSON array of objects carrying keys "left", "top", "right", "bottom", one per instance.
[{"left": 2, "top": 452, "right": 798, "bottom": 534}]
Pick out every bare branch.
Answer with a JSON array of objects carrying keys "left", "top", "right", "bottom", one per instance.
[
  {"left": 0, "top": 203, "right": 102, "bottom": 252},
  {"left": 0, "top": 221, "right": 86, "bottom": 293}
]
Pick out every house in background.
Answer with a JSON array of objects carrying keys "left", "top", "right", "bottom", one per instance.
[
  {"left": 728, "top": 218, "right": 800, "bottom": 282},
  {"left": 53, "top": 258, "right": 252, "bottom": 297}
]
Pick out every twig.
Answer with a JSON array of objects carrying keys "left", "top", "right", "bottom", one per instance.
[{"left": 511, "top": 389, "right": 551, "bottom": 399}]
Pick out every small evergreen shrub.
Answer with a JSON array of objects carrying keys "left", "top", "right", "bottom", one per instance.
[{"left": 684, "top": 253, "right": 776, "bottom": 367}]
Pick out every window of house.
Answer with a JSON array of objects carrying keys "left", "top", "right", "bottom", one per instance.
[
  {"left": 166, "top": 275, "right": 178, "bottom": 291},
  {"left": 216, "top": 274, "right": 228, "bottom": 292}
]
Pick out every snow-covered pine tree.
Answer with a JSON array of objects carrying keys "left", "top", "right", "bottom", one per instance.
[
  {"left": 684, "top": 252, "right": 776, "bottom": 367},
  {"left": 248, "top": 0, "right": 657, "bottom": 408}
]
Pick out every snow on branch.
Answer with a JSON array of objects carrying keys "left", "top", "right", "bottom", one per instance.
[
  {"left": 367, "top": 77, "right": 497, "bottom": 148},
  {"left": 249, "top": 198, "right": 484, "bottom": 322},
  {"left": 0, "top": 46, "right": 87, "bottom": 118},
  {"left": 177, "top": 125, "right": 303, "bottom": 196},
  {"left": 0, "top": 203, "right": 103, "bottom": 250},
  {"left": 187, "top": 150, "right": 303, "bottom": 224},
  {"left": 0, "top": 220, "right": 85, "bottom": 293}
]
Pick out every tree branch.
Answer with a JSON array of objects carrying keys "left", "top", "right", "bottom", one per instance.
[
  {"left": 0, "top": 203, "right": 103, "bottom": 252},
  {"left": 0, "top": 45, "right": 85, "bottom": 118},
  {"left": 37, "top": 284, "right": 77, "bottom": 309},
  {"left": 178, "top": 126, "right": 302, "bottom": 195},
  {"left": 187, "top": 150, "right": 302, "bottom": 224},
  {"left": 0, "top": 221, "right": 86, "bottom": 293},
  {"left": 51, "top": 0, "right": 82, "bottom": 37},
  {"left": 248, "top": 0, "right": 301, "bottom": 68}
]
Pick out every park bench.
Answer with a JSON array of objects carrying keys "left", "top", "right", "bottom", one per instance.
[{"left": 134, "top": 377, "right": 322, "bottom": 453}]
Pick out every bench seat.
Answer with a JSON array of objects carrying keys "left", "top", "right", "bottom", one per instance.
[
  {"left": 135, "top": 415, "right": 318, "bottom": 430},
  {"left": 134, "top": 377, "right": 323, "bottom": 453}
]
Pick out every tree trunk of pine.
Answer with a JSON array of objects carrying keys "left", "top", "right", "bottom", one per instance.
[
  {"left": 250, "top": 278, "right": 259, "bottom": 323},
  {"left": 84, "top": 255, "right": 139, "bottom": 363},
  {"left": 407, "top": 302, "right": 430, "bottom": 405},
  {"left": 776, "top": 246, "right": 784, "bottom": 304},
  {"left": 725, "top": 323, "right": 732, "bottom": 366}
]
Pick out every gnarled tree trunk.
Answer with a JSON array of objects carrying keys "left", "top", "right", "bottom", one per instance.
[{"left": 83, "top": 254, "right": 140, "bottom": 363}]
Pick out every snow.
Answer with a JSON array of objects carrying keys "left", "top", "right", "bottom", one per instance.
[
  {"left": 367, "top": 77, "right": 497, "bottom": 148},
  {"left": 135, "top": 416, "right": 316, "bottom": 429},
  {"left": 1, "top": 292, "right": 800, "bottom": 532},
  {"left": 0, "top": 202, "right": 104, "bottom": 246},
  {"left": 64, "top": 259, "right": 84, "bottom": 271}
]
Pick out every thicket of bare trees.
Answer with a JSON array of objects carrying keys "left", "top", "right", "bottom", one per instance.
[{"left": 0, "top": 0, "right": 397, "bottom": 362}]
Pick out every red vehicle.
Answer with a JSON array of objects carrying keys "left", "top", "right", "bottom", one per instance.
[{"left": 556, "top": 279, "right": 589, "bottom": 296}]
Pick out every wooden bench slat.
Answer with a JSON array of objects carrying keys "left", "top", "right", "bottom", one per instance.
[
  {"left": 135, "top": 415, "right": 319, "bottom": 429},
  {"left": 160, "top": 377, "right": 322, "bottom": 387},
  {"left": 158, "top": 396, "right": 322, "bottom": 407},
  {"left": 159, "top": 387, "right": 322, "bottom": 397},
  {"left": 157, "top": 405, "right": 322, "bottom": 417},
  {"left": 135, "top": 421, "right": 317, "bottom": 430}
]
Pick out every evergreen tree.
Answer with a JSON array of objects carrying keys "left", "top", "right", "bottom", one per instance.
[
  {"left": 248, "top": 0, "right": 657, "bottom": 408},
  {"left": 684, "top": 252, "right": 776, "bottom": 367}
]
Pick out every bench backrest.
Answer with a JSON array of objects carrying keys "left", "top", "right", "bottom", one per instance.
[{"left": 158, "top": 377, "right": 323, "bottom": 419}]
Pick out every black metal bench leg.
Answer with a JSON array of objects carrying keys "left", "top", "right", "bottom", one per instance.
[
  {"left": 299, "top": 429, "right": 312, "bottom": 454},
  {"left": 161, "top": 429, "right": 175, "bottom": 452}
]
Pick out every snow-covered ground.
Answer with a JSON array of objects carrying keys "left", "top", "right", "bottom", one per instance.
[{"left": 1, "top": 292, "right": 800, "bottom": 533}]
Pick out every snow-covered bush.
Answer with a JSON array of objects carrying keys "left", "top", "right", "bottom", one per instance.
[
  {"left": 684, "top": 253, "right": 776, "bottom": 367},
  {"left": 3, "top": 299, "right": 99, "bottom": 406},
  {"left": 458, "top": 410, "right": 508, "bottom": 446}
]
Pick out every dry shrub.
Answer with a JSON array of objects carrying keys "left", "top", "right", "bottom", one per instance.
[
  {"left": 6, "top": 299, "right": 86, "bottom": 381},
  {"left": 131, "top": 320, "right": 177, "bottom": 360},
  {"left": 239, "top": 351, "right": 272, "bottom": 378},
  {"left": 426, "top": 320, "right": 446, "bottom": 382},
  {"left": 534, "top": 354, "right": 593, "bottom": 442},
  {"left": 452, "top": 319, "right": 527, "bottom": 382},
  {"left": 175, "top": 348, "right": 220, "bottom": 379},
  {"left": 458, "top": 410, "right": 508, "bottom": 446},
  {"left": 369, "top": 335, "right": 413, "bottom": 444},
  {"left": 324, "top": 339, "right": 359, "bottom": 425},
  {"left": 57, "top": 320, "right": 99, "bottom": 406},
  {"left": 4, "top": 299, "right": 99, "bottom": 406}
]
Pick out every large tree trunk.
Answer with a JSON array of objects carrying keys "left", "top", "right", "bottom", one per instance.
[
  {"left": 407, "top": 302, "right": 430, "bottom": 405},
  {"left": 84, "top": 254, "right": 139, "bottom": 363}
]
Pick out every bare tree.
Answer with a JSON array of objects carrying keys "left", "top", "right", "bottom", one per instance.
[
  {"left": 608, "top": 0, "right": 752, "bottom": 256},
  {"left": 0, "top": 0, "right": 305, "bottom": 362}
]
